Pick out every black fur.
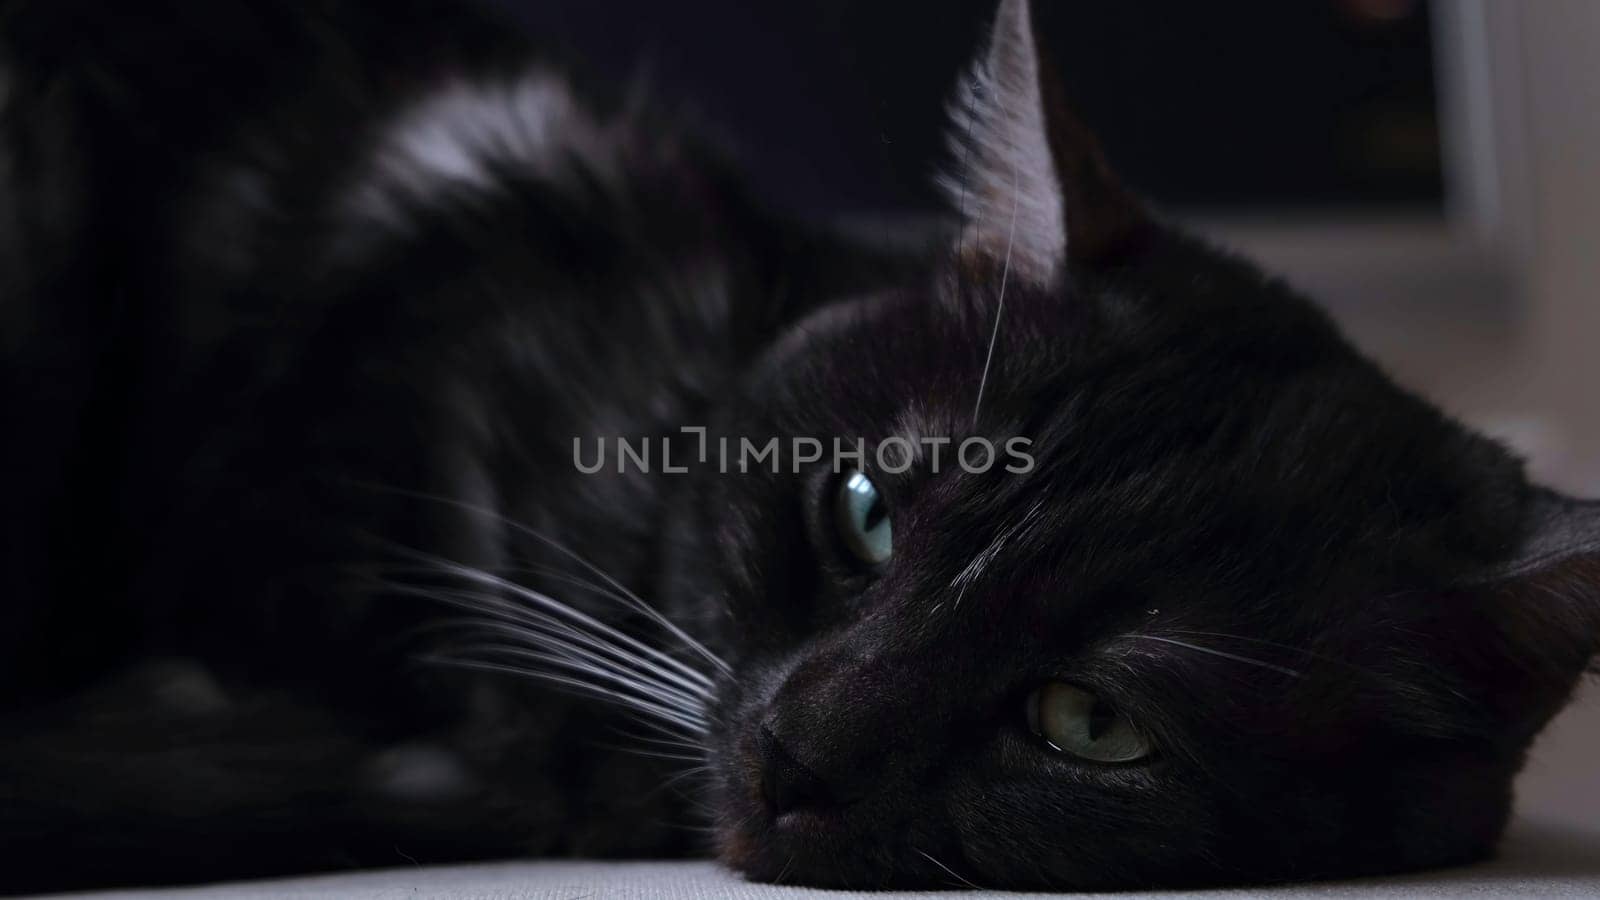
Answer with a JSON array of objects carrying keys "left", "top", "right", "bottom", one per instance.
[{"left": 2, "top": 0, "right": 1597, "bottom": 894}]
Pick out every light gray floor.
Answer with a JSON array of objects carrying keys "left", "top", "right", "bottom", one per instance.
[{"left": 49, "top": 817, "right": 1600, "bottom": 900}]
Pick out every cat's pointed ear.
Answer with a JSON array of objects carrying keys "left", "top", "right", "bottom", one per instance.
[
  {"left": 1402, "top": 490, "right": 1600, "bottom": 743},
  {"left": 1490, "top": 489, "right": 1600, "bottom": 583},
  {"left": 943, "top": 0, "right": 1146, "bottom": 285}
]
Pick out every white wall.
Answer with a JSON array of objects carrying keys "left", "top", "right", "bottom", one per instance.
[{"left": 1497, "top": 0, "right": 1600, "bottom": 832}]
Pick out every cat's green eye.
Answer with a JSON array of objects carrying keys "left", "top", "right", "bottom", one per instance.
[
  {"left": 1026, "top": 682, "right": 1152, "bottom": 764},
  {"left": 834, "top": 470, "right": 892, "bottom": 565}
]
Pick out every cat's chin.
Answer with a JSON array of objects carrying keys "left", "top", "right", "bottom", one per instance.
[
  {"left": 718, "top": 815, "right": 895, "bottom": 888},
  {"left": 715, "top": 792, "right": 923, "bottom": 888}
]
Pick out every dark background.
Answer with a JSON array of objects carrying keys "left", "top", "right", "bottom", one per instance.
[{"left": 482, "top": 0, "right": 1442, "bottom": 219}]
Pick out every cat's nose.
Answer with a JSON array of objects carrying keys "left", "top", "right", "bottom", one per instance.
[{"left": 757, "top": 722, "right": 846, "bottom": 814}]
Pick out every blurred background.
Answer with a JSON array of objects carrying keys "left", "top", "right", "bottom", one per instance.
[{"left": 478, "top": 0, "right": 1600, "bottom": 829}]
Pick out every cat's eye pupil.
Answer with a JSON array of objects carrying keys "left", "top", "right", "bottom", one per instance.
[
  {"left": 834, "top": 470, "right": 893, "bottom": 566},
  {"left": 1027, "top": 682, "right": 1153, "bottom": 765},
  {"left": 863, "top": 498, "right": 887, "bottom": 531},
  {"left": 1087, "top": 701, "right": 1115, "bottom": 741}
]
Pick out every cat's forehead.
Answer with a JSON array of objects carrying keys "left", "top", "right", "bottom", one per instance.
[
  {"left": 887, "top": 372, "right": 1447, "bottom": 616},
  {"left": 788, "top": 242, "right": 1508, "bottom": 611}
]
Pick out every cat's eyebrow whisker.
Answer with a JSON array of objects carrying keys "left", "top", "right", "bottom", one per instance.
[
  {"left": 1134, "top": 634, "right": 1304, "bottom": 678},
  {"left": 970, "top": 104, "right": 1022, "bottom": 430},
  {"left": 1161, "top": 628, "right": 1395, "bottom": 683},
  {"left": 950, "top": 499, "right": 1046, "bottom": 607}
]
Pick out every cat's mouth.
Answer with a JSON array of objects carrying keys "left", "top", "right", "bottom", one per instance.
[
  {"left": 717, "top": 799, "right": 894, "bottom": 887},
  {"left": 772, "top": 806, "right": 846, "bottom": 833},
  {"left": 719, "top": 799, "right": 961, "bottom": 889}
]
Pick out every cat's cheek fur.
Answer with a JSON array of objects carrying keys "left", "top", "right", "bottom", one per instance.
[{"left": 949, "top": 776, "right": 1217, "bottom": 890}]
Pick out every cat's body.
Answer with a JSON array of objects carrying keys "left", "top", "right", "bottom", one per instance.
[
  {"left": 3, "top": 0, "right": 1599, "bottom": 894},
  {"left": 0, "top": 0, "right": 823, "bottom": 886}
]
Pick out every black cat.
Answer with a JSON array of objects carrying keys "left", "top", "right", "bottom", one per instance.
[{"left": 2, "top": 0, "right": 1597, "bottom": 893}]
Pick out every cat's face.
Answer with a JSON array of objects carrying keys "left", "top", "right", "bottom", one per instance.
[{"left": 660, "top": 0, "right": 1600, "bottom": 890}]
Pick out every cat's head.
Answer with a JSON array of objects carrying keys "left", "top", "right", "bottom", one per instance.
[{"left": 665, "top": 0, "right": 1600, "bottom": 888}]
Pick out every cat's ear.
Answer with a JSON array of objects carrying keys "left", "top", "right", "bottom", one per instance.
[
  {"left": 1478, "top": 491, "right": 1600, "bottom": 731},
  {"left": 1488, "top": 489, "right": 1600, "bottom": 583},
  {"left": 943, "top": 0, "right": 1146, "bottom": 285},
  {"left": 1400, "top": 490, "right": 1600, "bottom": 744}
]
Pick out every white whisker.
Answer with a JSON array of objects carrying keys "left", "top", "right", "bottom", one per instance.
[
  {"left": 385, "top": 552, "right": 714, "bottom": 691},
  {"left": 412, "top": 583, "right": 715, "bottom": 703},
  {"left": 608, "top": 748, "right": 706, "bottom": 765},
  {"left": 476, "top": 644, "right": 707, "bottom": 729},
  {"left": 356, "top": 485, "right": 727, "bottom": 767},
  {"left": 460, "top": 618, "right": 710, "bottom": 715},
  {"left": 595, "top": 733, "right": 708, "bottom": 762},
  {"left": 433, "top": 655, "right": 708, "bottom": 736},
  {"left": 951, "top": 499, "right": 1045, "bottom": 608},
  {"left": 915, "top": 848, "right": 983, "bottom": 890},
  {"left": 607, "top": 731, "right": 708, "bottom": 759},
  {"left": 1134, "top": 635, "right": 1304, "bottom": 678},
  {"left": 505, "top": 527, "right": 732, "bottom": 677},
  {"left": 970, "top": 116, "right": 1021, "bottom": 429},
  {"left": 368, "top": 487, "right": 732, "bottom": 676}
]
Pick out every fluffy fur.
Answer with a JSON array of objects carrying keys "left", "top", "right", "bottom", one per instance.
[{"left": 941, "top": 0, "right": 1067, "bottom": 285}]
